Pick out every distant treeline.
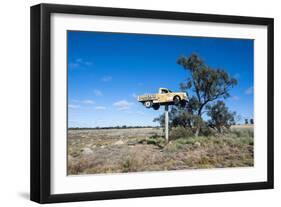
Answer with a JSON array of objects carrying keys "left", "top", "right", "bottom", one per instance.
[{"left": 68, "top": 125, "right": 159, "bottom": 130}]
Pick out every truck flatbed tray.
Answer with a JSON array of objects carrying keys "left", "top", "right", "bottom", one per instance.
[{"left": 138, "top": 94, "right": 157, "bottom": 101}]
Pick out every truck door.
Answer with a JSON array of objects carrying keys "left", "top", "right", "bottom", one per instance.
[{"left": 158, "top": 88, "right": 172, "bottom": 103}]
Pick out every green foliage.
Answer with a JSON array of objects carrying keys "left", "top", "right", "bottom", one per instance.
[
  {"left": 146, "top": 136, "right": 166, "bottom": 148},
  {"left": 206, "top": 101, "right": 236, "bottom": 133},
  {"left": 200, "top": 123, "right": 215, "bottom": 136},
  {"left": 177, "top": 54, "right": 237, "bottom": 109},
  {"left": 177, "top": 53, "right": 237, "bottom": 135},
  {"left": 169, "top": 126, "right": 193, "bottom": 140},
  {"left": 146, "top": 139, "right": 157, "bottom": 145},
  {"left": 173, "top": 137, "right": 201, "bottom": 145},
  {"left": 122, "top": 156, "right": 134, "bottom": 172},
  {"left": 153, "top": 53, "right": 238, "bottom": 136},
  {"left": 177, "top": 53, "right": 237, "bottom": 113},
  {"left": 153, "top": 106, "right": 203, "bottom": 131}
]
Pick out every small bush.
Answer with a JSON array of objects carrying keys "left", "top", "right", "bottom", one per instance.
[
  {"left": 174, "top": 142, "right": 185, "bottom": 150},
  {"left": 122, "top": 156, "right": 134, "bottom": 172},
  {"left": 147, "top": 138, "right": 157, "bottom": 145},
  {"left": 175, "top": 137, "right": 196, "bottom": 145},
  {"left": 149, "top": 133, "right": 159, "bottom": 139},
  {"left": 169, "top": 136, "right": 208, "bottom": 151},
  {"left": 200, "top": 125, "right": 215, "bottom": 136},
  {"left": 147, "top": 137, "right": 166, "bottom": 148},
  {"left": 170, "top": 127, "right": 193, "bottom": 140}
]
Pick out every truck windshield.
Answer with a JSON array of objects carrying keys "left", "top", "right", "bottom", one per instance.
[{"left": 160, "top": 89, "right": 172, "bottom": 94}]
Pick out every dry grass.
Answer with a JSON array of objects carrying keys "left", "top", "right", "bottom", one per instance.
[
  {"left": 231, "top": 124, "right": 254, "bottom": 129},
  {"left": 67, "top": 126, "right": 254, "bottom": 175}
]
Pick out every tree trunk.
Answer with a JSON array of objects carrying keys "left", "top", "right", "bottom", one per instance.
[{"left": 195, "top": 108, "right": 203, "bottom": 137}]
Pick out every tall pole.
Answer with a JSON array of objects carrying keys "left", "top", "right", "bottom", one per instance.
[{"left": 165, "top": 104, "right": 169, "bottom": 142}]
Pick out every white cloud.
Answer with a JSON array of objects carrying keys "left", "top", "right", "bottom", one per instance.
[
  {"left": 76, "top": 58, "right": 92, "bottom": 65},
  {"left": 68, "top": 63, "right": 79, "bottom": 68},
  {"left": 71, "top": 99, "right": 95, "bottom": 104},
  {"left": 113, "top": 100, "right": 133, "bottom": 110},
  {"left": 68, "top": 104, "right": 80, "bottom": 109},
  {"left": 245, "top": 87, "right": 253, "bottom": 95},
  {"left": 82, "top": 99, "right": 95, "bottom": 104},
  {"left": 93, "top": 89, "right": 103, "bottom": 96},
  {"left": 101, "top": 76, "right": 112, "bottom": 82},
  {"left": 95, "top": 106, "right": 106, "bottom": 111},
  {"left": 69, "top": 58, "right": 92, "bottom": 69}
]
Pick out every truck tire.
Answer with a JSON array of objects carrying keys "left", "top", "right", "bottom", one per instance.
[
  {"left": 152, "top": 104, "right": 160, "bottom": 110},
  {"left": 144, "top": 101, "right": 152, "bottom": 108},
  {"left": 173, "top": 96, "right": 181, "bottom": 105},
  {"left": 180, "top": 100, "right": 187, "bottom": 107}
]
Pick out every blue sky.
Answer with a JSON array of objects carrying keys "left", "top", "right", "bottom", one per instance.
[{"left": 67, "top": 31, "right": 254, "bottom": 127}]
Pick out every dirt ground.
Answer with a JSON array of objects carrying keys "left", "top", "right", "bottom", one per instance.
[{"left": 67, "top": 126, "right": 254, "bottom": 175}]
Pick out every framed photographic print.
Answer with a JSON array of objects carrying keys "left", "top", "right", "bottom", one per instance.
[{"left": 30, "top": 3, "right": 274, "bottom": 203}]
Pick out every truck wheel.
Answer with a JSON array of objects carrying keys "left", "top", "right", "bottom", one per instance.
[
  {"left": 173, "top": 96, "right": 181, "bottom": 105},
  {"left": 144, "top": 101, "right": 152, "bottom": 108},
  {"left": 180, "top": 100, "right": 187, "bottom": 107},
  {"left": 152, "top": 104, "right": 160, "bottom": 110}
]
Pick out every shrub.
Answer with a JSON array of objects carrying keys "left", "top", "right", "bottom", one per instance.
[
  {"left": 122, "top": 156, "right": 134, "bottom": 172},
  {"left": 206, "top": 101, "right": 236, "bottom": 133},
  {"left": 150, "top": 133, "right": 159, "bottom": 139},
  {"left": 147, "top": 138, "right": 157, "bottom": 145},
  {"left": 200, "top": 124, "right": 215, "bottom": 136},
  {"left": 146, "top": 136, "right": 166, "bottom": 148},
  {"left": 166, "top": 138, "right": 190, "bottom": 152},
  {"left": 170, "top": 127, "right": 193, "bottom": 140}
]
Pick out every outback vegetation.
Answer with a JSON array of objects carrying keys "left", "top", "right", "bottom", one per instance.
[
  {"left": 68, "top": 54, "right": 254, "bottom": 175},
  {"left": 154, "top": 53, "right": 238, "bottom": 136}
]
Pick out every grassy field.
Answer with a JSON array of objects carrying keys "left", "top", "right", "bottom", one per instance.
[{"left": 67, "top": 125, "right": 254, "bottom": 175}]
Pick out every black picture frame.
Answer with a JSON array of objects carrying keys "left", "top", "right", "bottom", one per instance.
[{"left": 30, "top": 3, "right": 274, "bottom": 204}]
